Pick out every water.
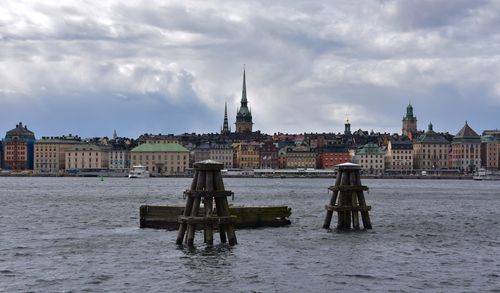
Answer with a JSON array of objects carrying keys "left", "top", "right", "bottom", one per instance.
[{"left": 1, "top": 177, "right": 499, "bottom": 292}]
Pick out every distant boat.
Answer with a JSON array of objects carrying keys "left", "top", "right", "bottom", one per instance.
[
  {"left": 128, "top": 166, "right": 150, "bottom": 178},
  {"left": 473, "top": 168, "right": 500, "bottom": 181}
]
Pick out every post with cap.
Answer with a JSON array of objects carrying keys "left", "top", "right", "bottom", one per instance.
[
  {"left": 176, "top": 160, "right": 237, "bottom": 247},
  {"left": 323, "top": 162, "right": 372, "bottom": 230}
]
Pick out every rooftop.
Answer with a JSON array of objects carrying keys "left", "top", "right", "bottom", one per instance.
[{"left": 131, "top": 143, "right": 189, "bottom": 152}]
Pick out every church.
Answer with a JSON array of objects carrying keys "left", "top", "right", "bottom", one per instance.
[{"left": 221, "top": 68, "right": 254, "bottom": 135}]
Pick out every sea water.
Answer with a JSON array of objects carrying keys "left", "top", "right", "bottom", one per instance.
[{"left": 1, "top": 177, "right": 499, "bottom": 292}]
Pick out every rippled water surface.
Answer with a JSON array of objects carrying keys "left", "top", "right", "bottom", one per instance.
[{"left": 1, "top": 177, "right": 499, "bottom": 292}]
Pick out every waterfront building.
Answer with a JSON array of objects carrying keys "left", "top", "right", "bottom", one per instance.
[
  {"left": 402, "top": 103, "right": 417, "bottom": 139},
  {"left": 139, "top": 134, "right": 180, "bottom": 145},
  {"left": 354, "top": 143, "right": 385, "bottom": 175},
  {"left": 259, "top": 140, "right": 279, "bottom": 169},
  {"left": 190, "top": 143, "right": 233, "bottom": 169},
  {"left": 385, "top": 140, "right": 413, "bottom": 172},
  {"left": 235, "top": 68, "right": 253, "bottom": 133},
  {"left": 317, "top": 145, "right": 352, "bottom": 169},
  {"left": 285, "top": 145, "right": 316, "bottom": 169},
  {"left": 277, "top": 148, "right": 287, "bottom": 169},
  {"left": 109, "top": 145, "right": 130, "bottom": 171},
  {"left": 232, "top": 142, "right": 260, "bottom": 169},
  {"left": 3, "top": 122, "right": 36, "bottom": 170},
  {"left": 451, "top": 122, "right": 481, "bottom": 173},
  {"left": 65, "top": 144, "right": 110, "bottom": 170},
  {"left": 209, "top": 144, "right": 233, "bottom": 169},
  {"left": 130, "top": 143, "right": 189, "bottom": 175},
  {"left": 413, "top": 123, "right": 450, "bottom": 171},
  {"left": 34, "top": 135, "right": 82, "bottom": 174},
  {"left": 481, "top": 135, "right": 500, "bottom": 170},
  {"left": 191, "top": 143, "right": 211, "bottom": 164},
  {"left": 220, "top": 102, "right": 231, "bottom": 135}
]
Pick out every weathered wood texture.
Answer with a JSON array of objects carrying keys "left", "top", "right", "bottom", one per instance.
[
  {"left": 140, "top": 205, "right": 292, "bottom": 230},
  {"left": 176, "top": 160, "right": 238, "bottom": 247},
  {"left": 323, "top": 163, "right": 372, "bottom": 230}
]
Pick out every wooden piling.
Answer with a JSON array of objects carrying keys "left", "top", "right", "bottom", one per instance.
[
  {"left": 324, "top": 162, "right": 372, "bottom": 231},
  {"left": 177, "top": 160, "right": 238, "bottom": 247}
]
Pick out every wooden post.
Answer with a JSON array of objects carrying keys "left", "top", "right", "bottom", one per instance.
[
  {"left": 215, "top": 171, "right": 237, "bottom": 245},
  {"left": 176, "top": 170, "right": 198, "bottom": 245},
  {"left": 323, "top": 162, "right": 372, "bottom": 231},
  {"left": 205, "top": 170, "right": 214, "bottom": 247},
  {"left": 177, "top": 160, "right": 237, "bottom": 247},
  {"left": 323, "top": 173, "right": 342, "bottom": 229}
]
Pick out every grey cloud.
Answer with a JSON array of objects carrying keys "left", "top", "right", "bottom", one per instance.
[
  {"left": 385, "top": 0, "right": 490, "bottom": 30},
  {"left": 0, "top": 0, "right": 498, "bottom": 137}
]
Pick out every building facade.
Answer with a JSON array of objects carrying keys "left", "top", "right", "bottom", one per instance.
[
  {"left": 413, "top": 123, "right": 450, "bottom": 171},
  {"left": 235, "top": 68, "right": 253, "bottom": 133},
  {"left": 130, "top": 143, "right": 189, "bottom": 175},
  {"left": 209, "top": 144, "right": 233, "bottom": 169},
  {"left": 354, "top": 143, "right": 386, "bottom": 175},
  {"left": 34, "top": 135, "right": 82, "bottom": 174},
  {"left": 259, "top": 140, "right": 279, "bottom": 169},
  {"left": 3, "top": 122, "right": 36, "bottom": 170},
  {"left": 451, "top": 122, "right": 481, "bottom": 173},
  {"left": 191, "top": 144, "right": 211, "bottom": 164},
  {"left": 109, "top": 146, "right": 130, "bottom": 170},
  {"left": 317, "top": 146, "right": 352, "bottom": 169},
  {"left": 402, "top": 103, "right": 417, "bottom": 139},
  {"left": 481, "top": 135, "right": 500, "bottom": 170},
  {"left": 65, "top": 144, "right": 110, "bottom": 170},
  {"left": 140, "top": 134, "right": 180, "bottom": 145},
  {"left": 232, "top": 142, "right": 260, "bottom": 169},
  {"left": 385, "top": 141, "right": 413, "bottom": 172},
  {"left": 285, "top": 145, "right": 316, "bottom": 169}
]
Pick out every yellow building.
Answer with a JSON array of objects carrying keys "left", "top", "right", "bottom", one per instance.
[
  {"left": 285, "top": 145, "right": 316, "bottom": 169},
  {"left": 354, "top": 143, "right": 385, "bottom": 175},
  {"left": 130, "top": 143, "right": 189, "bottom": 175},
  {"left": 232, "top": 142, "right": 260, "bottom": 169},
  {"left": 65, "top": 144, "right": 110, "bottom": 170},
  {"left": 481, "top": 135, "right": 500, "bottom": 170},
  {"left": 34, "top": 136, "right": 82, "bottom": 174}
]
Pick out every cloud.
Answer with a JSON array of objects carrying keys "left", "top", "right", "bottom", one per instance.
[{"left": 0, "top": 0, "right": 499, "bottom": 138}]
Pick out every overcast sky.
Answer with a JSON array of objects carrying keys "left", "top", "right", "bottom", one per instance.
[{"left": 1, "top": 0, "right": 499, "bottom": 138}]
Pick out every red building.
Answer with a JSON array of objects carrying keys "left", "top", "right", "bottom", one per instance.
[
  {"left": 259, "top": 140, "right": 278, "bottom": 169},
  {"left": 317, "top": 146, "right": 352, "bottom": 169}
]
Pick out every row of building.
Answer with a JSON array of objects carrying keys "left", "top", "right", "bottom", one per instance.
[
  {"left": 1, "top": 70, "right": 499, "bottom": 175},
  {"left": 1, "top": 119, "right": 499, "bottom": 176}
]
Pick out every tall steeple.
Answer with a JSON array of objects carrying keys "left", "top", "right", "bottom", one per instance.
[
  {"left": 221, "top": 102, "right": 230, "bottom": 135},
  {"left": 241, "top": 66, "right": 248, "bottom": 104},
  {"left": 344, "top": 116, "right": 351, "bottom": 136},
  {"left": 235, "top": 65, "right": 253, "bottom": 133},
  {"left": 402, "top": 101, "right": 417, "bottom": 139}
]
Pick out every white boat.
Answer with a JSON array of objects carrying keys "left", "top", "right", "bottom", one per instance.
[
  {"left": 128, "top": 165, "right": 150, "bottom": 178},
  {"left": 473, "top": 169, "right": 500, "bottom": 181}
]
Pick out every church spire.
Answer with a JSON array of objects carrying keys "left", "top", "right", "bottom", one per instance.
[
  {"left": 241, "top": 65, "right": 247, "bottom": 105},
  {"left": 221, "top": 102, "right": 230, "bottom": 135},
  {"left": 235, "top": 65, "right": 253, "bottom": 133}
]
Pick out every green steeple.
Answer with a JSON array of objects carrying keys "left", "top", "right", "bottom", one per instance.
[
  {"left": 241, "top": 67, "right": 247, "bottom": 104},
  {"left": 236, "top": 66, "right": 252, "bottom": 123},
  {"left": 406, "top": 102, "right": 414, "bottom": 118}
]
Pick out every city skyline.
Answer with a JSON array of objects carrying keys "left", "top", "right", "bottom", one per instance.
[{"left": 1, "top": 1, "right": 499, "bottom": 138}]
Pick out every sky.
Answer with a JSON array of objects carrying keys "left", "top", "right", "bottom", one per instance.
[{"left": 1, "top": 0, "right": 499, "bottom": 138}]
